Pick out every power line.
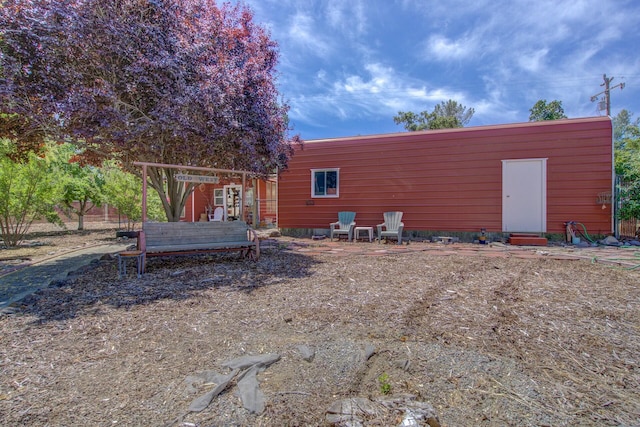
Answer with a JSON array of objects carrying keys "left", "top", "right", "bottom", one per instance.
[{"left": 590, "top": 74, "right": 625, "bottom": 116}]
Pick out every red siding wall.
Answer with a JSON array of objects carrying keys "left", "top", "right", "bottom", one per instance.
[
  {"left": 184, "top": 184, "right": 214, "bottom": 222},
  {"left": 278, "top": 117, "right": 613, "bottom": 235}
]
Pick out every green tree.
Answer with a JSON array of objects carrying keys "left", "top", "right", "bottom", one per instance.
[
  {"left": 613, "top": 110, "right": 640, "bottom": 221},
  {"left": 102, "top": 163, "right": 164, "bottom": 231},
  {"left": 528, "top": 99, "right": 568, "bottom": 121},
  {"left": 54, "top": 144, "right": 106, "bottom": 230},
  {"left": 394, "top": 99, "right": 474, "bottom": 131},
  {"left": 0, "top": 140, "right": 62, "bottom": 246}
]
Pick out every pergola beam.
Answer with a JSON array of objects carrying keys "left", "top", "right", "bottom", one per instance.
[{"left": 134, "top": 161, "right": 252, "bottom": 223}]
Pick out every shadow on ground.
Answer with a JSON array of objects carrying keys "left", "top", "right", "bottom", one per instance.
[{"left": 16, "top": 245, "right": 320, "bottom": 323}]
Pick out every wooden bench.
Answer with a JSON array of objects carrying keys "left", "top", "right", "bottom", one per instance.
[{"left": 139, "top": 221, "right": 260, "bottom": 266}]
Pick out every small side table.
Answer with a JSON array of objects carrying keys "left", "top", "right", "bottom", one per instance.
[
  {"left": 116, "top": 250, "right": 145, "bottom": 278},
  {"left": 353, "top": 226, "right": 374, "bottom": 242}
]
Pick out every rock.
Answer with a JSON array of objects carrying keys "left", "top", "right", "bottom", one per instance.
[
  {"left": 394, "top": 359, "right": 411, "bottom": 371},
  {"left": 236, "top": 365, "right": 266, "bottom": 414},
  {"left": 402, "top": 402, "right": 439, "bottom": 426},
  {"left": 268, "top": 230, "right": 281, "bottom": 237},
  {"left": 400, "top": 410, "right": 421, "bottom": 426},
  {"left": 600, "top": 235, "right": 620, "bottom": 246},
  {"left": 297, "top": 345, "right": 315, "bottom": 362},
  {"left": 188, "top": 368, "right": 239, "bottom": 412},
  {"left": 184, "top": 370, "right": 224, "bottom": 394},
  {"left": 326, "top": 397, "right": 383, "bottom": 426},
  {"left": 326, "top": 396, "right": 439, "bottom": 427},
  {"left": 187, "top": 353, "right": 280, "bottom": 414},
  {"left": 379, "top": 396, "right": 439, "bottom": 426},
  {"left": 221, "top": 353, "right": 280, "bottom": 370},
  {"left": 362, "top": 344, "right": 376, "bottom": 361}
]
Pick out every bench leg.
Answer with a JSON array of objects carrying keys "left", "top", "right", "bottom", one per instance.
[
  {"left": 140, "top": 253, "right": 146, "bottom": 276},
  {"left": 117, "top": 255, "right": 126, "bottom": 279},
  {"left": 117, "top": 252, "right": 145, "bottom": 279},
  {"left": 136, "top": 253, "right": 145, "bottom": 278}
]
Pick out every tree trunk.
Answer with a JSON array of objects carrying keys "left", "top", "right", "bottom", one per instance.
[
  {"left": 75, "top": 199, "right": 93, "bottom": 230},
  {"left": 147, "top": 166, "right": 194, "bottom": 222}
]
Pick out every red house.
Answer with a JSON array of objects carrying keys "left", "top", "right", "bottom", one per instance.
[{"left": 277, "top": 117, "right": 614, "bottom": 240}]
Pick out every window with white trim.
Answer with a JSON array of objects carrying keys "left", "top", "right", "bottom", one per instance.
[
  {"left": 311, "top": 169, "right": 339, "bottom": 197},
  {"left": 214, "top": 189, "right": 224, "bottom": 206}
]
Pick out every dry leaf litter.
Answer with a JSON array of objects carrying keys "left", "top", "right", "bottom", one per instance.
[{"left": 0, "top": 226, "right": 639, "bottom": 426}]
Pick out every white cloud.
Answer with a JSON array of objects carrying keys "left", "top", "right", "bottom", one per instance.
[
  {"left": 341, "top": 64, "right": 391, "bottom": 94},
  {"left": 316, "top": 69, "right": 328, "bottom": 82},
  {"left": 287, "top": 62, "right": 477, "bottom": 125},
  {"left": 516, "top": 48, "right": 549, "bottom": 73},
  {"left": 425, "top": 34, "right": 477, "bottom": 61},
  {"left": 288, "top": 12, "right": 332, "bottom": 59},
  {"left": 325, "top": 0, "right": 367, "bottom": 37}
]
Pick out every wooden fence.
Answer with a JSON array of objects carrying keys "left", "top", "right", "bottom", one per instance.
[{"left": 616, "top": 177, "right": 639, "bottom": 239}]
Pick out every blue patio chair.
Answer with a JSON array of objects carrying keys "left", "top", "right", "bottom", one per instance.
[{"left": 330, "top": 211, "right": 356, "bottom": 241}]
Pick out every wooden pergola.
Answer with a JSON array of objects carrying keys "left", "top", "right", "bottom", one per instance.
[{"left": 134, "top": 161, "right": 253, "bottom": 222}]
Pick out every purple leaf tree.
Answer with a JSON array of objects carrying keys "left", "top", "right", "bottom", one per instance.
[{"left": 1, "top": 0, "right": 300, "bottom": 221}]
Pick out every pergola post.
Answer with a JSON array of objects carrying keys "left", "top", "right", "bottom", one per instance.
[
  {"left": 142, "top": 164, "right": 148, "bottom": 223},
  {"left": 241, "top": 172, "right": 247, "bottom": 221}
]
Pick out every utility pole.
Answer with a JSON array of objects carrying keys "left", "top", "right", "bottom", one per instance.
[{"left": 590, "top": 74, "right": 625, "bottom": 116}]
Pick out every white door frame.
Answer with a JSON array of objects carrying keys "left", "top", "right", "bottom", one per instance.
[
  {"left": 223, "top": 184, "right": 243, "bottom": 221},
  {"left": 502, "top": 158, "right": 547, "bottom": 233}
]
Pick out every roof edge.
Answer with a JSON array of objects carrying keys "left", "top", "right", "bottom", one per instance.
[{"left": 303, "top": 116, "right": 612, "bottom": 144}]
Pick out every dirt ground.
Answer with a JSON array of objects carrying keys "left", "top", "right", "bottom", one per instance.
[{"left": 1, "top": 224, "right": 639, "bottom": 426}]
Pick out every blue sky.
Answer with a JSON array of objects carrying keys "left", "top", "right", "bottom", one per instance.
[{"left": 235, "top": 0, "right": 640, "bottom": 140}]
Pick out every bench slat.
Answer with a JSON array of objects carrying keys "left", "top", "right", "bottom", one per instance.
[
  {"left": 146, "top": 241, "right": 255, "bottom": 253},
  {"left": 140, "top": 221, "right": 259, "bottom": 262},
  {"left": 144, "top": 222, "right": 249, "bottom": 245}
]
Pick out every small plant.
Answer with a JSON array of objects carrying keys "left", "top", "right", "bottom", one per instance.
[{"left": 378, "top": 373, "right": 391, "bottom": 395}]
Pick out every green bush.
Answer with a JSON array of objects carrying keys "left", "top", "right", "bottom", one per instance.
[{"left": 0, "top": 140, "right": 62, "bottom": 246}]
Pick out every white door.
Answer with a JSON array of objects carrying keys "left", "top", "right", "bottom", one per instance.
[
  {"left": 223, "top": 185, "right": 242, "bottom": 221},
  {"left": 502, "top": 159, "right": 547, "bottom": 232}
]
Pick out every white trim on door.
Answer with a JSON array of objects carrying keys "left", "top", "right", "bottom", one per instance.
[{"left": 502, "top": 158, "right": 547, "bottom": 233}]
